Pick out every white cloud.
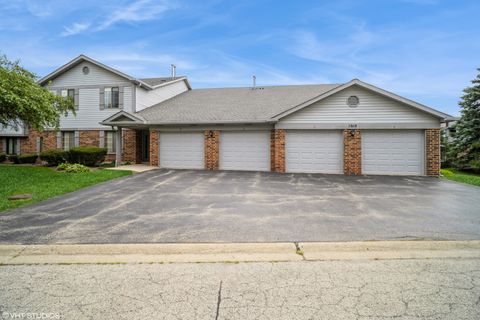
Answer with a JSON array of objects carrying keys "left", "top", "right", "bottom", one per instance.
[
  {"left": 61, "top": 0, "right": 177, "bottom": 36},
  {"left": 61, "top": 22, "right": 91, "bottom": 37},
  {"left": 98, "top": 0, "right": 175, "bottom": 30}
]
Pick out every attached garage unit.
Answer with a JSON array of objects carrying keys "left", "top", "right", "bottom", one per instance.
[
  {"left": 285, "top": 130, "right": 343, "bottom": 174},
  {"left": 159, "top": 132, "right": 204, "bottom": 169},
  {"left": 362, "top": 130, "right": 424, "bottom": 176},
  {"left": 220, "top": 131, "right": 270, "bottom": 171}
]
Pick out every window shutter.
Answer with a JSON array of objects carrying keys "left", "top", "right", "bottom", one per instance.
[
  {"left": 74, "top": 131, "right": 80, "bottom": 147},
  {"left": 56, "top": 132, "right": 62, "bottom": 149},
  {"left": 99, "top": 87, "right": 105, "bottom": 110},
  {"left": 36, "top": 137, "right": 41, "bottom": 153},
  {"left": 15, "top": 138, "right": 21, "bottom": 155},
  {"left": 99, "top": 131, "right": 105, "bottom": 148},
  {"left": 74, "top": 88, "right": 79, "bottom": 110},
  {"left": 119, "top": 87, "right": 124, "bottom": 109},
  {"left": 1, "top": 138, "right": 6, "bottom": 153}
]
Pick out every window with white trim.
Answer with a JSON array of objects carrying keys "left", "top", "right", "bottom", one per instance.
[
  {"left": 62, "top": 131, "right": 75, "bottom": 151},
  {"left": 105, "top": 131, "right": 116, "bottom": 153},
  {"left": 104, "top": 87, "right": 119, "bottom": 109}
]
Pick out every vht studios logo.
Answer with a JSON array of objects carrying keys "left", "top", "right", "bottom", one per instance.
[{"left": 2, "top": 312, "right": 60, "bottom": 319}]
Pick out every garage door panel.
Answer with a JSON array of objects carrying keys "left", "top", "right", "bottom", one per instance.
[
  {"left": 159, "top": 132, "right": 204, "bottom": 169},
  {"left": 362, "top": 130, "right": 424, "bottom": 175},
  {"left": 286, "top": 130, "right": 343, "bottom": 174},
  {"left": 220, "top": 131, "right": 270, "bottom": 171}
]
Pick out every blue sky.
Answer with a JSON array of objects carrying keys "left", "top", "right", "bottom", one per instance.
[{"left": 1, "top": 0, "right": 479, "bottom": 116}]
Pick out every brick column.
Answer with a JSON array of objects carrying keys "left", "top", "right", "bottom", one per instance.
[
  {"left": 426, "top": 129, "right": 440, "bottom": 177},
  {"left": 271, "top": 129, "right": 285, "bottom": 172},
  {"left": 123, "top": 129, "right": 141, "bottom": 163},
  {"left": 343, "top": 129, "right": 361, "bottom": 175},
  {"left": 149, "top": 130, "right": 159, "bottom": 166},
  {"left": 204, "top": 130, "right": 220, "bottom": 170}
]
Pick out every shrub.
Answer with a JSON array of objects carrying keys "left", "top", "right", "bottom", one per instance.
[
  {"left": 0, "top": 153, "right": 6, "bottom": 163},
  {"left": 40, "top": 149, "right": 68, "bottom": 166},
  {"left": 57, "top": 163, "right": 90, "bottom": 173},
  {"left": 18, "top": 154, "right": 38, "bottom": 164},
  {"left": 8, "top": 155, "right": 19, "bottom": 164},
  {"left": 99, "top": 161, "right": 115, "bottom": 168},
  {"left": 67, "top": 147, "right": 107, "bottom": 166}
]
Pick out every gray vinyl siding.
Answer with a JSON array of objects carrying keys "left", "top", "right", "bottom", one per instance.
[
  {"left": 49, "top": 61, "right": 131, "bottom": 87},
  {"left": 135, "top": 80, "right": 189, "bottom": 112},
  {"left": 59, "top": 87, "right": 132, "bottom": 129},
  {"left": 0, "top": 123, "right": 27, "bottom": 136},
  {"left": 278, "top": 86, "right": 440, "bottom": 128}
]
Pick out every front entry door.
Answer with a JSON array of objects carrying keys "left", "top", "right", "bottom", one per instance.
[{"left": 141, "top": 131, "right": 150, "bottom": 163}]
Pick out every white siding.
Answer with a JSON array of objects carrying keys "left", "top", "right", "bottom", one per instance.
[
  {"left": 278, "top": 86, "right": 440, "bottom": 128},
  {"left": 123, "top": 86, "right": 133, "bottom": 112},
  {"left": 49, "top": 61, "right": 131, "bottom": 87},
  {"left": 135, "top": 80, "right": 189, "bottom": 112},
  {"left": 60, "top": 88, "right": 126, "bottom": 129}
]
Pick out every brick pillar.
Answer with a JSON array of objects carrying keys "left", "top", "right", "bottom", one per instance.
[
  {"left": 271, "top": 129, "right": 285, "bottom": 172},
  {"left": 204, "top": 130, "right": 220, "bottom": 170},
  {"left": 343, "top": 129, "right": 361, "bottom": 175},
  {"left": 123, "top": 129, "right": 140, "bottom": 163},
  {"left": 149, "top": 130, "right": 159, "bottom": 166},
  {"left": 426, "top": 129, "right": 440, "bottom": 177}
]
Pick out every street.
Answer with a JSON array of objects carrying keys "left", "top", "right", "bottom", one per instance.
[{"left": 1, "top": 258, "right": 479, "bottom": 319}]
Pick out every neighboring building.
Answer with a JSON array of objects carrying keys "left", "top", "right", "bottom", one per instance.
[
  {"left": 441, "top": 117, "right": 458, "bottom": 142},
  {"left": 1, "top": 54, "right": 452, "bottom": 176}
]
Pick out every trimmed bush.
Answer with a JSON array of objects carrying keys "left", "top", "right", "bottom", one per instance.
[
  {"left": 40, "top": 150, "right": 68, "bottom": 166},
  {"left": 8, "top": 155, "right": 19, "bottom": 164},
  {"left": 0, "top": 153, "right": 6, "bottom": 163},
  {"left": 18, "top": 154, "right": 38, "bottom": 164},
  {"left": 67, "top": 147, "right": 107, "bottom": 166},
  {"left": 57, "top": 163, "right": 90, "bottom": 173}
]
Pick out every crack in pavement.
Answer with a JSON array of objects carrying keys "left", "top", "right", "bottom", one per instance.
[{"left": 215, "top": 280, "right": 222, "bottom": 320}]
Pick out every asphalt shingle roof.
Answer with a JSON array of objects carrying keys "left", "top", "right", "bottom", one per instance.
[
  {"left": 140, "top": 77, "right": 185, "bottom": 87},
  {"left": 138, "top": 84, "right": 341, "bottom": 123}
]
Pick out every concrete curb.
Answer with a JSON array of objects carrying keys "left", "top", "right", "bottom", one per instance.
[{"left": 0, "top": 241, "right": 479, "bottom": 265}]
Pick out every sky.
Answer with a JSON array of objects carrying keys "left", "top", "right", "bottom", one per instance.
[{"left": 1, "top": 0, "right": 479, "bottom": 116}]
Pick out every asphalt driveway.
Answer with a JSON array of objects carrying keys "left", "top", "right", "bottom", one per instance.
[{"left": 0, "top": 169, "right": 479, "bottom": 244}]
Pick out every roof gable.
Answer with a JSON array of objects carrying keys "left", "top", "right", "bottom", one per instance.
[
  {"left": 274, "top": 79, "right": 450, "bottom": 120},
  {"left": 100, "top": 111, "right": 145, "bottom": 126}
]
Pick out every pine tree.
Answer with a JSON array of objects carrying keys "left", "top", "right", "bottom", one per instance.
[{"left": 454, "top": 68, "right": 480, "bottom": 171}]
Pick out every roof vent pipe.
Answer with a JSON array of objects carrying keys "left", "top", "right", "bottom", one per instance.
[
  {"left": 171, "top": 64, "right": 176, "bottom": 78},
  {"left": 252, "top": 75, "right": 256, "bottom": 88}
]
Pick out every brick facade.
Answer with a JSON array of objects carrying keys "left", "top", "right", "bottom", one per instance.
[
  {"left": 79, "top": 131, "right": 99, "bottom": 147},
  {"left": 270, "top": 129, "right": 285, "bottom": 173},
  {"left": 204, "top": 130, "right": 220, "bottom": 170},
  {"left": 149, "top": 130, "right": 159, "bottom": 166},
  {"left": 426, "top": 129, "right": 440, "bottom": 177},
  {"left": 123, "top": 129, "right": 142, "bottom": 163},
  {"left": 343, "top": 129, "right": 362, "bottom": 175},
  {"left": 19, "top": 129, "right": 57, "bottom": 154}
]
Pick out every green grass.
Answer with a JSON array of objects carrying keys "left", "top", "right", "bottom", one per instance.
[
  {"left": 441, "top": 168, "right": 480, "bottom": 187},
  {"left": 0, "top": 165, "right": 132, "bottom": 212}
]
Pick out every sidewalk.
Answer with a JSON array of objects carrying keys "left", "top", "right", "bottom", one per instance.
[{"left": 1, "top": 240, "right": 479, "bottom": 265}]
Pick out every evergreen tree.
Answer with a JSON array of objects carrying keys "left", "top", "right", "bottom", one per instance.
[{"left": 454, "top": 68, "right": 480, "bottom": 171}]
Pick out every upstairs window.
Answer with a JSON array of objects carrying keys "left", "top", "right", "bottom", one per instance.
[
  {"left": 61, "top": 89, "right": 75, "bottom": 102},
  {"left": 104, "top": 87, "right": 119, "bottom": 109}
]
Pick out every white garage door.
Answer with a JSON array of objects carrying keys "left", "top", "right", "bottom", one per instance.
[
  {"left": 159, "top": 132, "right": 204, "bottom": 169},
  {"left": 285, "top": 130, "right": 343, "bottom": 174},
  {"left": 220, "top": 131, "right": 270, "bottom": 171},
  {"left": 362, "top": 130, "right": 424, "bottom": 175}
]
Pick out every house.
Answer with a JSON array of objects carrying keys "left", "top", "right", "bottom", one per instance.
[{"left": 0, "top": 55, "right": 451, "bottom": 176}]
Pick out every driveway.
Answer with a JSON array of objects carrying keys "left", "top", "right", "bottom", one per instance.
[{"left": 0, "top": 170, "right": 479, "bottom": 244}]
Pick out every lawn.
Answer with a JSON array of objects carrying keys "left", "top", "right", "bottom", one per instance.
[
  {"left": 440, "top": 168, "right": 480, "bottom": 187},
  {"left": 0, "top": 165, "right": 132, "bottom": 212}
]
